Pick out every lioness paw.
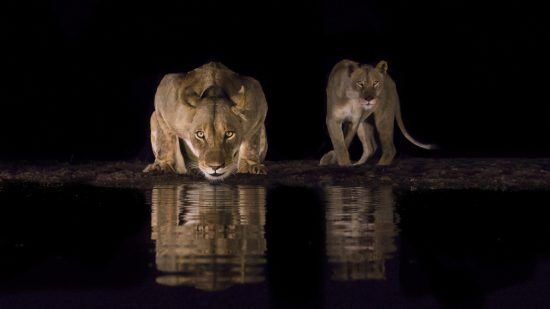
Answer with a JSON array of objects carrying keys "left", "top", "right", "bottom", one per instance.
[
  {"left": 353, "top": 154, "right": 372, "bottom": 166},
  {"left": 143, "top": 161, "right": 185, "bottom": 174},
  {"left": 377, "top": 156, "right": 395, "bottom": 166},
  {"left": 238, "top": 163, "right": 267, "bottom": 175},
  {"left": 320, "top": 151, "right": 337, "bottom": 166},
  {"left": 320, "top": 151, "right": 352, "bottom": 167},
  {"left": 250, "top": 164, "right": 267, "bottom": 175}
]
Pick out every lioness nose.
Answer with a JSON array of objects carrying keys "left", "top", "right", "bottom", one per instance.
[{"left": 208, "top": 163, "right": 224, "bottom": 171}]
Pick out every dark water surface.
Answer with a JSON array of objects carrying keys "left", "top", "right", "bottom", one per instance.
[{"left": 1, "top": 183, "right": 549, "bottom": 308}]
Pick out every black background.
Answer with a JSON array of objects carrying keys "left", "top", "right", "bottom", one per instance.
[{"left": 3, "top": 0, "right": 548, "bottom": 162}]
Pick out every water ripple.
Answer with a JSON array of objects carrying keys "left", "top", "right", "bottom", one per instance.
[
  {"left": 150, "top": 184, "right": 266, "bottom": 291},
  {"left": 325, "top": 185, "right": 398, "bottom": 281}
]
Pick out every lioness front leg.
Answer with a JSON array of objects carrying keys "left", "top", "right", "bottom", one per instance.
[
  {"left": 321, "top": 118, "right": 362, "bottom": 166},
  {"left": 323, "top": 118, "right": 355, "bottom": 166},
  {"left": 237, "top": 127, "right": 267, "bottom": 175},
  {"left": 143, "top": 111, "right": 187, "bottom": 174},
  {"left": 353, "top": 121, "right": 378, "bottom": 166}
]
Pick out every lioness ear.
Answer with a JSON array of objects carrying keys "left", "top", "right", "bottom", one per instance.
[
  {"left": 376, "top": 60, "right": 388, "bottom": 74},
  {"left": 347, "top": 62, "right": 359, "bottom": 77},
  {"left": 230, "top": 86, "right": 247, "bottom": 120}
]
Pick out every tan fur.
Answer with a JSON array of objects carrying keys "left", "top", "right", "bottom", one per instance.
[
  {"left": 144, "top": 62, "right": 268, "bottom": 180},
  {"left": 320, "top": 59, "right": 436, "bottom": 167}
]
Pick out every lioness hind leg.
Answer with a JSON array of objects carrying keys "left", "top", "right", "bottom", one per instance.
[
  {"left": 354, "top": 121, "right": 378, "bottom": 166},
  {"left": 238, "top": 126, "right": 267, "bottom": 175},
  {"left": 375, "top": 112, "right": 396, "bottom": 166},
  {"left": 143, "top": 111, "right": 187, "bottom": 174}
]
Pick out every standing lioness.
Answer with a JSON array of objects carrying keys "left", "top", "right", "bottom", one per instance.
[
  {"left": 144, "top": 62, "right": 268, "bottom": 180},
  {"left": 321, "top": 59, "right": 436, "bottom": 167}
]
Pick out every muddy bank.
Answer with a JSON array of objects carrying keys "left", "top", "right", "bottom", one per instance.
[{"left": 1, "top": 158, "right": 550, "bottom": 190}]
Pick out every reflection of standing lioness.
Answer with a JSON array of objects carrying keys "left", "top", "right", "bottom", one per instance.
[{"left": 144, "top": 62, "right": 268, "bottom": 180}]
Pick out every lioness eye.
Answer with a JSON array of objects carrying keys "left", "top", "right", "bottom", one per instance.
[
  {"left": 356, "top": 82, "right": 363, "bottom": 88},
  {"left": 373, "top": 81, "right": 379, "bottom": 87},
  {"left": 195, "top": 131, "right": 205, "bottom": 139},
  {"left": 225, "top": 131, "right": 235, "bottom": 138}
]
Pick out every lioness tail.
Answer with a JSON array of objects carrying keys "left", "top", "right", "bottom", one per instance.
[{"left": 395, "top": 102, "right": 438, "bottom": 150}]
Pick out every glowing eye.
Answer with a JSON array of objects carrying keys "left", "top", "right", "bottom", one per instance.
[
  {"left": 195, "top": 131, "right": 205, "bottom": 139},
  {"left": 373, "top": 81, "right": 380, "bottom": 87},
  {"left": 225, "top": 131, "right": 235, "bottom": 138},
  {"left": 356, "top": 81, "right": 364, "bottom": 88}
]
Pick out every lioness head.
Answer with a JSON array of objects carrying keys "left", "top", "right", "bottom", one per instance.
[
  {"left": 348, "top": 60, "right": 388, "bottom": 108},
  {"left": 184, "top": 86, "right": 246, "bottom": 181}
]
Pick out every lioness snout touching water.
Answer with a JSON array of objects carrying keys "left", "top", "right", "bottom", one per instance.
[
  {"left": 320, "top": 59, "right": 436, "bottom": 167},
  {"left": 144, "top": 62, "right": 268, "bottom": 180}
]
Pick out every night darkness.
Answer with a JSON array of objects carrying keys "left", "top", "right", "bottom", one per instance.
[
  {"left": 3, "top": 0, "right": 549, "bottom": 162},
  {"left": 2, "top": 2, "right": 550, "bottom": 307}
]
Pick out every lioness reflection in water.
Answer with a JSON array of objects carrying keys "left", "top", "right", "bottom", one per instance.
[
  {"left": 325, "top": 185, "right": 398, "bottom": 280},
  {"left": 150, "top": 184, "right": 266, "bottom": 291}
]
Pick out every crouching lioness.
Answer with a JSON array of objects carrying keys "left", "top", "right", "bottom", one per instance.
[{"left": 144, "top": 62, "right": 268, "bottom": 180}]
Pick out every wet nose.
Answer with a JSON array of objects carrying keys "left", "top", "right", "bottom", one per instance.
[
  {"left": 364, "top": 95, "right": 375, "bottom": 101},
  {"left": 208, "top": 163, "right": 224, "bottom": 171}
]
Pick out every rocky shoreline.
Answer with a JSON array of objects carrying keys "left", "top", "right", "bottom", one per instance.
[{"left": 1, "top": 158, "right": 550, "bottom": 191}]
